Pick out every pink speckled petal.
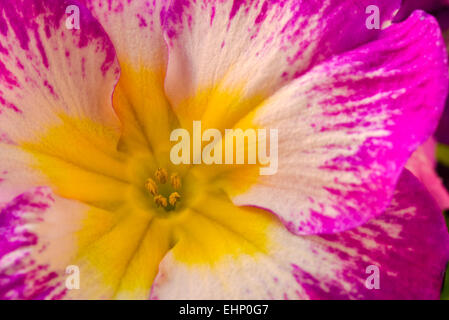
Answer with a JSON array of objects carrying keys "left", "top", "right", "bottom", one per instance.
[
  {"left": 0, "top": 185, "right": 147, "bottom": 300},
  {"left": 0, "top": 0, "right": 120, "bottom": 144},
  {"left": 289, "top": 169, "right": 449, "bottom": 299},
  {"left": 81, "top": 0, "right": 169, "bottom": 68},
  {"left": 0, "top": 187, "right": 79, "bottom": 299},
  {"left": 0, "top": 0, "right": 129, "bottom": 206},
  {"left": 222, "top": 11, "right": 448, "bottom": 235},
  {"left": 150, "top": 169, "right": 449, "bottom": 299},
  {"left": 163, "top": 0, "right": 401, "bottom": 128}
]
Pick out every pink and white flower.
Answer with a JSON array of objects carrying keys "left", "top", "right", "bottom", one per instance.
[{"left": 0, "top": 0, "right": 448, "bottom": 299}]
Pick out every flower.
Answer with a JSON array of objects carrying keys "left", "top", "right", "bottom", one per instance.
[{"left": 0, "top": 0, "right": 449, "bottom": 299}]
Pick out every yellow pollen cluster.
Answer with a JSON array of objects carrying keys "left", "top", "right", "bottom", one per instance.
[
  {"left": 154, "top": 194, "right": 168, "bottom": 208},
  {"left": 155, "top": 168, "right": 168, "bottom": 184},
  {"left": 144, "top": 178, "right": 158, "bottom": 196},
  {"left": 170, "top": 173, "right": 182, "bottom": 189},
  {"left": 145, "top": 168, "right": 182, "bottom": 210},
  {"left": 169, "top": 192, "right": 181, "bottom": 206}
]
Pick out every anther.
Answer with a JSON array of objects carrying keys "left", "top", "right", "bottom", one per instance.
[
  {"left": 170, "top": 173, "right": 182, "bottom": 189},
  {"left": 145, "top": 178, "right": 158, "bottom": 196},
  {"left": 154, "top": 195, "right": 168, "bottom": 208},
  {"left": 169, "top": 192, "right": 181, "bottom": 206},
  {"left": 155, "top": 168, "right": 168, "bottom": 184}
]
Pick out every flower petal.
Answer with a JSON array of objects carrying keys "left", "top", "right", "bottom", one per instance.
[
  {"left": 406, "top": 137, "right": 449, "bottom": 210},
  {"left": 0, "top": 186, "right": 173, "bottom": 299},
  {"left": 150, "top": 169, "right": 449, "bottom": 299},
  {"left": 0, "top": 0, "right": 121, "bottom": 144},
  {"left": 0, "top": 187, "right": 85, "bottom": 299},
  {"left": 0, "top": 140, "right": 128, "bottom": 215},
  {"left": 82, "top": 0, "right": 177, "bottom": 155},
  {"left": 0, "top": 0, "right": 132, "bottom": 211},
  {"left": 221, "top": 11, "right": 448, "bottom": 234},
  {"left": 0, "top": 2, "right": 173, "bottom": 299},
  {"left": 163, "top": 0, "right": 400, "bottom": 129}
]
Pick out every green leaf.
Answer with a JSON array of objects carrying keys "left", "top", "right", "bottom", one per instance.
[
  {"left": 443, "top": 266, "right": 449, "bottom": 300},
  {"left": 437, "top": 144, "right": 449, "bottom": 167}
]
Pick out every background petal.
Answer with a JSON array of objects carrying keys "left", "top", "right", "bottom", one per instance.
[{"left": 406, "top": 137, "right": 449, "bottom": 210}]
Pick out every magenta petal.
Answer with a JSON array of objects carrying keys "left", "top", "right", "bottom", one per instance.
[
  {"left": 227, "top": 11, "right": 449, "bottom": 235},
  {"left": 150, "top": 169, "right": 449, "bottom": 299},
  {"left": 163, "top": 0, "right": 401, "bottom": 110},
  {"left": 296, "top": 169, "right": 449, "bottom": 299},
  {"left": 0, "top": 187, "right": 67, "bottom": 300},
  {"left": 0, "top": 0, "right": 121, "bottom": 144}
]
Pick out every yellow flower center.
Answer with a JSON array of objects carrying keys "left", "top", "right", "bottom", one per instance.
[
  {"left": 145, "top": 169, "right": 182, "bottom": 211},
  {"left": 17, "top": 64, "right": 274, "bottom": 298}
]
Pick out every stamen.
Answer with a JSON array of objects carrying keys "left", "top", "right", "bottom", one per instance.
[
  {"left": 145, "top": 168, "right": 182, "bottom": 212},
  {"left": 145, "top": 178, "right": 158, "bottom": 196},
  {"left": 170, "top": 173, "right": 182, "bottom": 189},
  {"left": 169, "top": 192, "right": 181, "bottom": 206},
  {"left": 155, "top": 168, "right": 168, "bottom": 184},
  {"left": 154, "top": 195, "right": 168, "bottom": 208}
]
